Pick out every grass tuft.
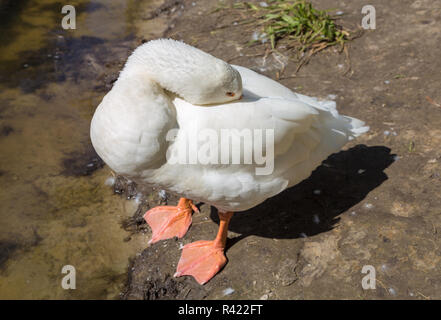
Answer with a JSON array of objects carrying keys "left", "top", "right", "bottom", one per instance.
[
  {"left": 225, "top": 0, "right": 360, "bottom": 72},
  {"left": 236, "top": 0, "right": 351, "bottom": 50}
]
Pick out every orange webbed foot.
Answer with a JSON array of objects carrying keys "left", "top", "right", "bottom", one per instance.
[
  {"left": 144, "top": 198, "right": 199, "bottom": 244},
  {"left": 174, "top": 211, "right": 233, "bottom": 285},
  {"left": 174, "top": 240, "right": 227, "bottom": 285}
]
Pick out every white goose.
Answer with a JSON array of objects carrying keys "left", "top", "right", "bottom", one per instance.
[{"left": 90, "top": 39, "right": 368, "bottom": 284}]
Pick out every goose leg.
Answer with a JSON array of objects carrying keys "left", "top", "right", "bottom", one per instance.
[
  {"left": 174, "top": 211, "right": 233, "bottom": 285},
  {"left": 144, "top": 198, "right": 199, "bottom": 244}
]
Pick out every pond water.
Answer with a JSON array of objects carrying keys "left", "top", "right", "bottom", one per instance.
[{"left": 0, "top": 0, "right": 163, "bottom": 299}]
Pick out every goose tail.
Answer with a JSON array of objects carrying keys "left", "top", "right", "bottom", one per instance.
[{"left": 295, "top": 93, "right": 369, "bottom": 140}]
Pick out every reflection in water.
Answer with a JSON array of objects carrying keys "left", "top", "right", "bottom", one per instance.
[{"left": 0, "top": 0, "right": 162, "bottom": 299}]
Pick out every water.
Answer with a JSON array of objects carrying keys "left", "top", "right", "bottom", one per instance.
[{"left": 0, "top": 0, "right": 163, "bottom": 299}]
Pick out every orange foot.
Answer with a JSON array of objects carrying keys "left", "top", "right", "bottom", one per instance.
[
  {"left": 144, "top": 198, "right": 199, "bottom": 244},
  {"left": 174, "top": 211, "right": 233, "bottom": 285},
  {"left": 174, "top": 240, "right": 227, "bottom": 285}
]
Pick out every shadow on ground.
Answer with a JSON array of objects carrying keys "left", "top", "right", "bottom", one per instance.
[{"left": 207, "top": 144, "right": 396, "bottom": 250}]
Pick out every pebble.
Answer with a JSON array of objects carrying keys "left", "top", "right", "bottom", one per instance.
[
  {"left": 260, "top": 294, "right": 269, "bottom": 300},
  {"left": 259, "top": 1, "right": 269, "bottom": 7},
  {"left": 358, "top": 169, "right": 366, "bottom": 174},
  {"left": 384, "top": 80, "right": 390, "bottom": 84},
  {"left": 299, "top": 232, "right": 308, "bottom": 238}
]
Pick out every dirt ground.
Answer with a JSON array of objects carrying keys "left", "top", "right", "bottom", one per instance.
[{"left": 117, "top": 0, "right": 441, "bottom": 300}]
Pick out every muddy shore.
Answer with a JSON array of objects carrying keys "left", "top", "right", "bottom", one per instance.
[
  {"left": 121, "top": 0, "right": 441, "bottom": 300},
  {"left": 1, "top": 0, "right": 440, "bottom": 299}
]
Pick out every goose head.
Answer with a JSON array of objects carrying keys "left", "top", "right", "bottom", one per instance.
[{"left": 124, "top": 39, "right": 243, "bottom": 105}]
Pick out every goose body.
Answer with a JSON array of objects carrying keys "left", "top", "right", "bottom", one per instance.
[{"left": 90, "top": 39, "right": 368, "bottom": 284}]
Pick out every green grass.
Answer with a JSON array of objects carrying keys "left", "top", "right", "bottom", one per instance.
[{"left": 232, "top": 0, "right": 352, "bottom": 53}]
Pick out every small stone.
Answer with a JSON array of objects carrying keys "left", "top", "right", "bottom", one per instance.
[
  {"left": 358, "top": 169, "right": 366, "bottom": 174},
  {"left": 260, "top": 294, "right": 269, "bottom": 300},
  {"left": 384, "top": 80, "right": 390, "bottom": 84},
  {"left": 259, "top": 1, "right": 269, "bottom": 7}
]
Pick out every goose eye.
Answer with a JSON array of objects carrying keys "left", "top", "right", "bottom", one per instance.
[{"left": 226, "top": 92, "right": 235, "bottom": 97}]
